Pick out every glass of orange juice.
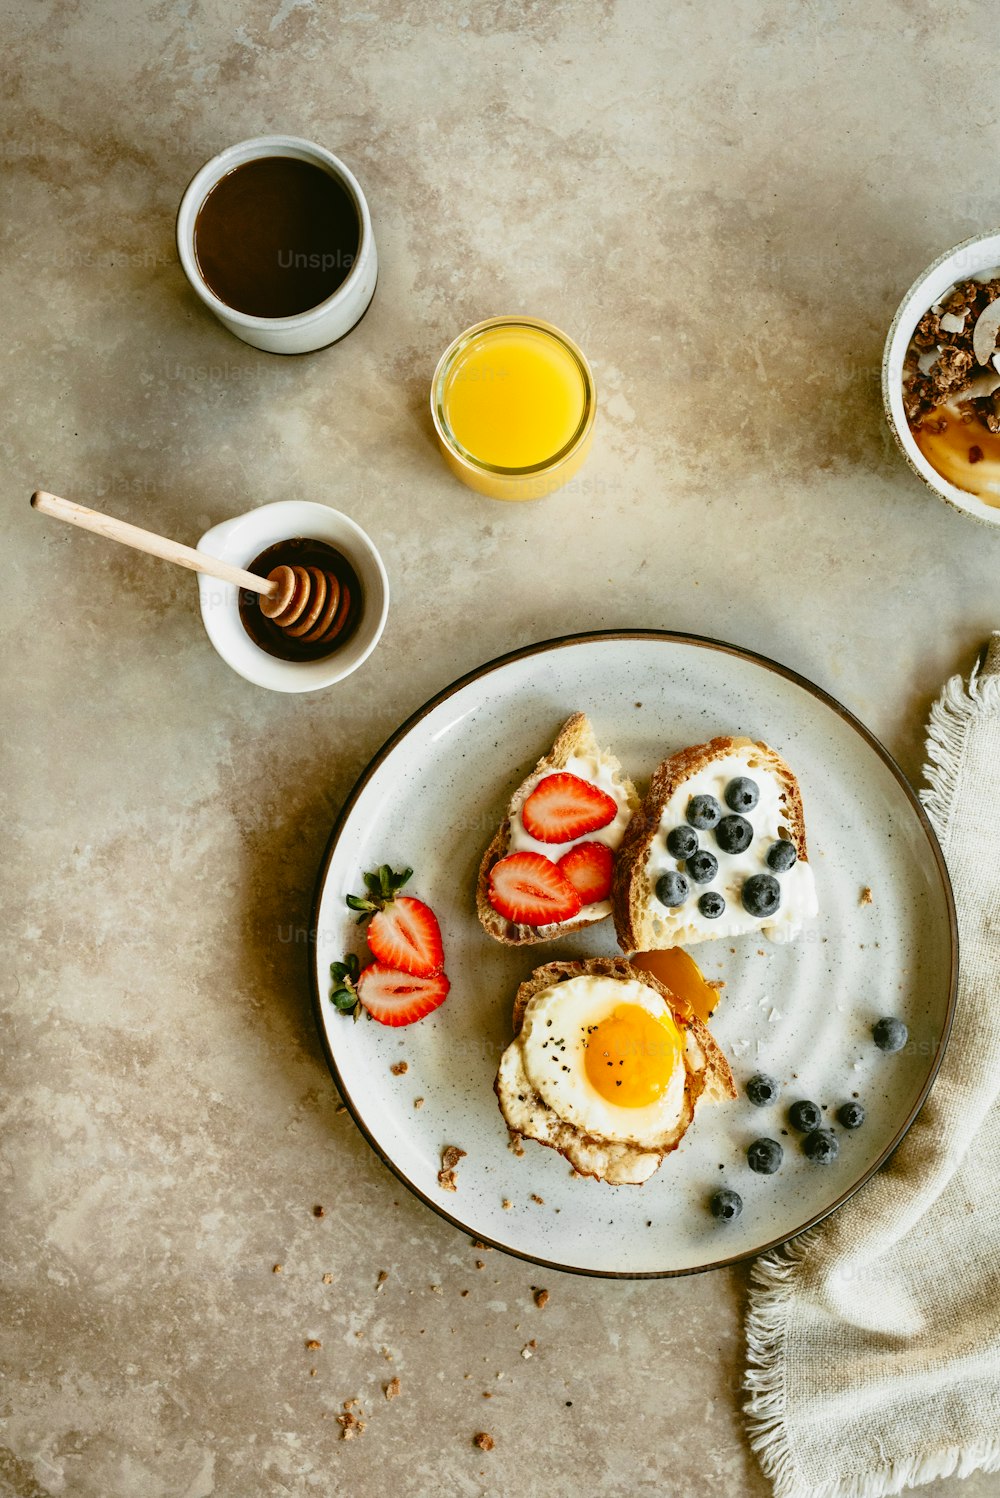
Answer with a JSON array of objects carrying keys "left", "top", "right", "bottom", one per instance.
[{"left": 430, "top": 317, "right": 596, "bottom": 500}]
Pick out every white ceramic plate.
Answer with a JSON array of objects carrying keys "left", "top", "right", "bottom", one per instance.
[{"left": 311, "top": 633, "right": 956, "bottom": 1277}]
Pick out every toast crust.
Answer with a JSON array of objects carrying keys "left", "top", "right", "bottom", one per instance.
[
  {"left": 495, "top": 956, "right": 736, "bottom": 1185},
  {"left": 611, "top": 736, "right": 809, "bottom": 955},
  {"left": 476, "top": 713, "right": 639, "bottom": 947}
]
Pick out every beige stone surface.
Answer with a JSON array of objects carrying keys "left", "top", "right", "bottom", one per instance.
[{"left": 3, "top": 1, "right": 1000, "bottom": 1494}]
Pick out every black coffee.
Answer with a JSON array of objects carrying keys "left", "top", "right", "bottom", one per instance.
[{"left": 194, "top": 158, "right": 360, "bottom": 318}]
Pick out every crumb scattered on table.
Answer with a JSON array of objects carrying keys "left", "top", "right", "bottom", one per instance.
[
  {"left": 376, "top": 1270, "right": 389, "bottom": 1292},
  {"left": 272, "top": 1263, "right": 283, "bottom": 1274},
  {"left": 521, "top": 1340, "right": 537, "bottom": 1359},
  {"left": 533, "top": 1288, "right": 549, "bottom": 1309},
  {"left": 313, "top": 1205, "right": 325, "bottom": 1218},
  {"left": 384, "top": 1377, "right": 401, "bottom": 1400},
  {"left": 502, "top": 1198, "right": 512, "bottom": 1210},
  {"left": 473, "top": 1432, "right": 494, "bottom": 1451},
  {"left": 391, "top": 1061, "right": 408, "bottom": 1075},
  {"left": 414, "top": 1096, "right": 424, "bottom": 1108},
  {"left": 475, "top": 1259, "right": 485, "bottom": 1270},
  {"left": 305, "top": 1339, "right": 321, "bottom": 1350},
  {"left": 530, "top": 1194, "right": 544, "bottom": 1205},
  {"left": 322, "top": 1273, "right": 333, "bottom": 1284},
  {"left": 860, "top": 885, "right": 873, "bottom": 905}
]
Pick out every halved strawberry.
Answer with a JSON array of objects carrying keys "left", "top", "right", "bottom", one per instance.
[
  {"left": 557, "top": 841, "right": 614, "bottom": 904},
  {"left": 367, "top": 897, "right": 443, "bottom": 976},
  {"left": 346, "top": 865, "right": 444, "bottom": 976},
  {"left": 521, "top": 772, "right": 617, "bottom": 844},
  {"left": 488, "top": 851, "right": 583, "bottom": 926},
  {"left": 357, "top": 964, "right": 450, "bottom": 1026}
]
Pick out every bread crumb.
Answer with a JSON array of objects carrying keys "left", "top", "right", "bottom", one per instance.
[
  {"left": 473, "top": 1432, "right": 494, "bottom": 1451},
  {"left": 521, "top": 1340, "right": 537, "bottom": 1359},
  {"left": 475, "top": 1260, "right": 485, "bottom": 1270},
  {"left": 384, "top": 1377, "right": 401, "bottom": 1400},
  {"left": 507, "top": 1130, "right": 525, "bottom": 1157},
  {"left": 533, "top": 1288, "right": 549, "bottom": 1309},
  {"left": 438, "top": 1144, "right": 467, "bottom": 1192},
  {"left": 313, "top": 1205, "right": 325, "bottom": 1218},
  {"left": 337, "top": 1410, "right": 366, "bottom": 1440},
  {"left": 391, "top": 1061, "right": 408, "bottom": 1075},
  {"left": 471, "top": 1240, "right": 491, "bottom": 1250},
  {"left": 502, "top": 1198, "right": 512, "bottom": 1210},
  {"left": 381, "top": 1346, "right": 394, "bottom": 1361},
  {"left": 272, "top": 1263, "right": 283, "bottom": 1274},
  {"left": 530, "top": 1194, "right": 544, "bottom": 1205},
  {"left": 322, "top": 1273, "right": 333, "bottom": 1284},
  {"left": 309, "top": 1367, "right": 317, "bottom": 1377},
  {"left": 305, "top": 1339, "right": 321, "bottom": 1350},
  {"left": 860, "top": 886, "right": 874, "bottom": 905},
  {"left": 430, "top": 1284, "right": 443, "bottom": 1294},
  {"left": 461, "top": 1289, "right": 469, "bottom": 1296},
  {"left": 414, "top": 1096, "right": 424, "bottom": 1109},
  {"left": 376, "top": 1270, "right": 389, "bottom": 1292},
  {"left": 482, "top": 1390, "right": 492, "bottom": 1398}
]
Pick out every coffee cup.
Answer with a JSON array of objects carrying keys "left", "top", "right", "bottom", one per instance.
[{"left": 176, "top": 135, "right": 377, "bottom": 355}]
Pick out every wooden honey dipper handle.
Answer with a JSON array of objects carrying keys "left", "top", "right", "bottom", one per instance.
[{"left": 30, "top": 490, "right": 277, "bottom": 598}]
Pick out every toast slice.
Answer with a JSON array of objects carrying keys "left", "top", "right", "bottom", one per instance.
[
  {"left": 495, "top": 957, "right": 736, "bottom": 1185},
  {"left": 476, "top": 713, "right": 640, "bottom": 946},
  {"left": 612, "top": 735, "right": 817, "bottom": 953}
]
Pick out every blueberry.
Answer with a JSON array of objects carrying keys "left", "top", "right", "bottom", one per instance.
[
  {"left": 802, "top": 1129, "right": 839, "bottom": 1164},
  {"left": 766, "top": 839, "right": 797, "bottom": 872},
  {"left": 655, "top": 870, "right": 690, "bottom": 908},
  {"left": 788, "top": 1099, "right": 822, "bottom": 1132},
  {"left": 742, "top": 873, "right": 781, "bottom": 917},
  {"left": 746, "top": 1073, "right": 779, "bottom": 1107},
  {"left": 710, "top": 1188, "right": 743, "bottom": 1222},
  {"left": 747, "top": 1137, "right": 783, "bottom": 1174},
  {"left": 873, "top": 1017, "right": 908, "bottom": 1053},
  {"left": 698, "top": 890, "right": 725, "bottom": 919},
  {"left": 687, "top": 794, "right": 722, "bottom": 830},
  {"left": 715, "top": 814, "right": 753, "bottom": 854},
  {"left": 725, "top": 776, "right": 759, "bottom": 813},
  {"left": 666, "top": 825, "right": 698, "bottom": 859},
  {"left": 686, "top": 849, "right": 719, "bottom": 884},
  {"left": 837, "top": 1101, "right": 865, "bottom": 1129}
]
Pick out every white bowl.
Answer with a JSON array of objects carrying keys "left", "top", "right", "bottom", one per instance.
[
  {"left": 196, "top": 500, "right": 389, "bottom": 691},
  {"left": 883, "top": 229, "right": 1000, "bottom": 526},
  {"left": 176, "top": 135, "right": 377, "bottom": 355}
]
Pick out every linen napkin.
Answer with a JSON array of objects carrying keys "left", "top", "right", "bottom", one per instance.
[{"left": 744, "top": 634, "right": 1000, "bottom": 1498}]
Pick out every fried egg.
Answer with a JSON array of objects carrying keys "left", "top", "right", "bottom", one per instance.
[{"left": 495, "top": 966, "right": 731, "bottom": 1185}]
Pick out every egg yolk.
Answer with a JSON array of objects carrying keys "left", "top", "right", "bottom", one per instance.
[{"left": 584, "top": 1004, "right": 684, "bottom": 1108}]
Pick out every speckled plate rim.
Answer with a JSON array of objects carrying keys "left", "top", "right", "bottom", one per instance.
[{"left": 308, "top": 630, "right": 958, "bottom": 1279}]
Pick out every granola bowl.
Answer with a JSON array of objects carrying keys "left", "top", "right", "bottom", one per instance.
[{"left": 883, "top": 229, "right": 1000, "bottom": 527}]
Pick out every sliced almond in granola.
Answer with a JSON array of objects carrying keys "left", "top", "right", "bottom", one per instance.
[{"left": 973, "top": 298, "right": 1000, "bottom": 365}]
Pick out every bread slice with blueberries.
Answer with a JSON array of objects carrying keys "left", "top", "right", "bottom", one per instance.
[
  {"left": 477, "top": 713, "right": 640, "bottom": 946},
  {"left": 612, "top": 736, "right": 818, "bottom": 953}
]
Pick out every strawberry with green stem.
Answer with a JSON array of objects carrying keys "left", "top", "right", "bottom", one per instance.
[{"left": 346, "top": 865, "right": 444, "bottom": 977}]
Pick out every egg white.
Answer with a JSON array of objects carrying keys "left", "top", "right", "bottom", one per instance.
[{"left": 514, "top": 976, "right": 687, "bottom": 1148}]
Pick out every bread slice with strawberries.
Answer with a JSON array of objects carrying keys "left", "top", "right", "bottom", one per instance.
[
  {"left": 477, "top": 713, "right": 640, "bottom": 946},
  {"left": 612, "top": 736, "right": 818, "bottom": 953}
]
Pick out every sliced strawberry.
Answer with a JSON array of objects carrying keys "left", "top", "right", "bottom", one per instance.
[
  {"left": 521, "top": 772, "right": 617, "bottom": 844},
  {"left": 557, "top": 841, "right": 614, "bottom": 904},
  {"left": 367, "top": 896, "right": 444, "bottom": 976},
  {"left": 488, "top": 851, "right": 583, "bottom": 926},
  {"left": 357, "top": 964, "right": 450, "bottom": 1026}
]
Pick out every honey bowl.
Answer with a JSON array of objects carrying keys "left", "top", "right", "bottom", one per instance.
[{"left": 196, "top": 500, "right": 389, "bottom": 691}]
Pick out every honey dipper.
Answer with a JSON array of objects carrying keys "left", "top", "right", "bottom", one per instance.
[{"left": 30, "top": 491, "right": 352, "bottom": 646}]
